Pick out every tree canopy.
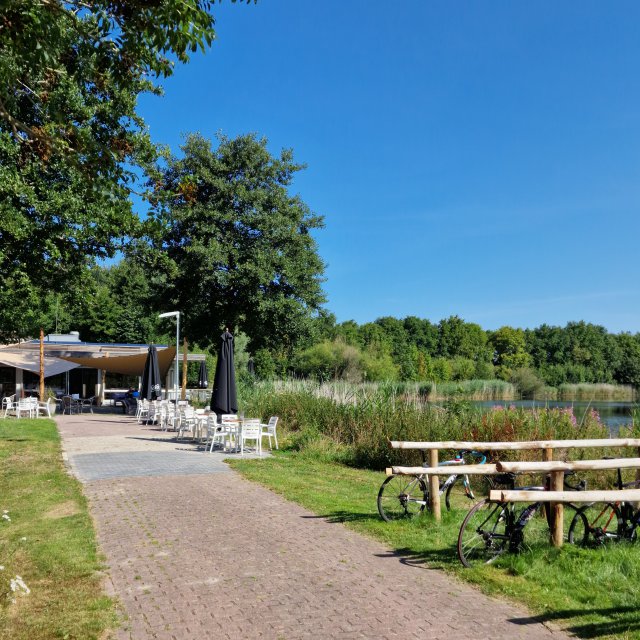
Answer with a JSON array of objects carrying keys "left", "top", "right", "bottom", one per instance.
[
  {"left": 142, "top": 132, "right": 326, "bottom": 353},
  {"left": 0, "top": 0, "right": 225, "bottom": 340}
]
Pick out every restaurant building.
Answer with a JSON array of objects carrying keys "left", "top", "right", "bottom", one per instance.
[{"left": 0, "top": 332, "right": 204, "bottom": 403}]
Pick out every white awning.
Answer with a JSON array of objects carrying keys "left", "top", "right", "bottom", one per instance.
[
  {"left": 0, "top": 351, "right": 79, "bottom": 377},
  {"left": 60, "top": 347, "right": 176, "bottom": 378}
]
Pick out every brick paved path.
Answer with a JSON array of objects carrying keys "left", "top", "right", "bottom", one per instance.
[{"left": 57, "top": 413, "right": 571, "bottom": 640}]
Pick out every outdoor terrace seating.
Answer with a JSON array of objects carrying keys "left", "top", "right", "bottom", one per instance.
[
  {"left": 61, "top": 395, "right": 81, "bottom": 415},
  {"left": 260, "top": 416, "right": 279, "bottom": 450}
]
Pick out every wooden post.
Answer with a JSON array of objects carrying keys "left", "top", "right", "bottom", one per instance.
[
  {"left": 542, "top": 447, "right": 553, "bottom": 520},
  {"left": 181, "top": 338, "right": 188, "bottom": 401},
  {"left": 550, "top": 470, "right": 564, "bottom": 547},
  {"left": 428, "top": 449, "right": 441, "bottom": 521},
  {"left": 635, "top": 446, "right": 640, "bottom": 509},
  {"left": 39, "top": 328, "right": 45, "bottom": 401}
]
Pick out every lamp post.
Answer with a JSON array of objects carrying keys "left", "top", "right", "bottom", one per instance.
[{"left": 158, "top": 311, "right": 180, "bottom": 401}]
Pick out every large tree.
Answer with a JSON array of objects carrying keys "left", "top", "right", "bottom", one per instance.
[
  {"left": 144, "top": 132, "right": 326, "bottom": 352},
  {"left": 0, "top": 1, "right": 226, "bottom": 340},
  {"left": 437, "top": 315, "right": 490, "bottom": 362}
]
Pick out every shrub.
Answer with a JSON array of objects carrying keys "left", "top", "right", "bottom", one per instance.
[
  {"left": 510, "top": 367, "right": 545, "bottom": 399},
  {"left": 450, "top": 357, "right": 475, "bottom": 381}
]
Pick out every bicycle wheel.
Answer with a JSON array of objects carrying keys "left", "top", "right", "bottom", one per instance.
[
  {"left": 516, "top": 502, "right": 551, "bottom": 554},
  {"left": 457, "top": 499, "right": 512, "bottom": 567},
  {"left": 568, "top": 503, "right": 622, "bottom": 546},
  {"left": 377, "top": 474, "right": 428, "bottom": 522},
  {"left": 445, "top": 474, "right": 495, "bottom": 512}
]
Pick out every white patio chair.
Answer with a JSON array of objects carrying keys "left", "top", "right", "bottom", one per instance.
[
  {"left": 164, "top": 403, "right": 179, "bottom": 431},
  {"left": 260, "top": 416, "right": 279, "bottom": 450},
  {"left": 146, "top": 400, "right": 161, "bottom": 425},
  {"left": 194, "top": 408, "right": 208, "bottom": 441},
  {"left": 37, "top": 397, "right": 55, "bottom": 418},
  {"left": 206, "top": 416, "right": 226, "bottom": 452},
  {"left": 156, "top": 401, "right": 168, "bottom": 430},
  {"left": 2, "top": 394, "right": 15, "bottom": 412},
  {"left": 220, "top": 414, "right": 241, "bottom": 451},
  {"left": 136, "top": 399, "right": 149, "bottom": 423},
  {"left": 240, "top": 419, "right": 262, "bottom": 457},
  {"left": 2, "top": 395, "right": 16, "bottom": 418},
  {"left": 16, "top": 397, "right": 38, "bottom": 418},
  {"left": 177, "top": 406, "right": 197, "bottom": 440}
]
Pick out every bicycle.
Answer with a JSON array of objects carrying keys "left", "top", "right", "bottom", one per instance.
[
  {"left": 568, "top": 466, "right": 640, "bottom": 546},
  {"left": 457, "top": 471, "right": 586, "bottom": 568},
  {"left": 377, "top": 450, "right": 493, "bottom": 522}
]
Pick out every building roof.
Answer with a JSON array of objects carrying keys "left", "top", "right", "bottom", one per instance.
[{"left": 0, "top": 338, "right": 205, "bottom": 377}]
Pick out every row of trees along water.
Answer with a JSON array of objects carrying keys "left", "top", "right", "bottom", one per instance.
[{"left": 284, "top": 316, "right": 640, "bottom": 399}]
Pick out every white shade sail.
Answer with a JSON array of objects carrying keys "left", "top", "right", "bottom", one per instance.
[
  {"left": 60, "top": 346, "right": 176, "bottom": 378},
  {"left": 0, "top": 351, "right": 79, "bottom": 377}
]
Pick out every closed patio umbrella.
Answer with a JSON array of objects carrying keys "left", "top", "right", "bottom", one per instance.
[
  {"left": 141, "top": 345, "right": 162, "bottom": 400},
  {"left": 210, "top": 329, "right": 237, "bottom": 415},
  {"left": 197, "top": 361, "right": 209, "bottom": 389}
]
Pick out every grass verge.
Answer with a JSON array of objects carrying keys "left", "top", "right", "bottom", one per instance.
[
  {"left": 229, "top": 451, "right": 640, "bottom": 640},
  {"left": 0, "top": 419, "right": 118, "bottom": 639}
]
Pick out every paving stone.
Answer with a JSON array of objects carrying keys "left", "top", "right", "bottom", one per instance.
[
  {"left": 55, "top": 413, "right": 571, "bottom": 640},
  {"left": 69, "top": 450, "right": 229, "bottom": 480}
]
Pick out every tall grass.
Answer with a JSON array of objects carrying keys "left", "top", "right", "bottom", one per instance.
[
  {"left": 263, "top": 378, "right": 636, "bottom": 403},
  {"left": 240, "top": 379, "right": 618, "bottom": 471},
  {"left": 269, "top": 378, "right": 515, "bottom": 403},
  {"left": 557, "top": 383, "right": 636, "bottom": 401},
  {"left": 427, "top": 379, "right": 514, "bottom": 400}
]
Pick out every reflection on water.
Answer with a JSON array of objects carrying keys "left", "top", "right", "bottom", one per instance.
[{"left": 471, "top": 400, "right": 637, "bottom": 434}]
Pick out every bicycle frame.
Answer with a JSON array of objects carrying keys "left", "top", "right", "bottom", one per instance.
[
  {"left": 377, "top": 450, "right": 490, "bottom": 522},
  {"left": 433, "top": 450, "right": 488, "bottom": 500}
]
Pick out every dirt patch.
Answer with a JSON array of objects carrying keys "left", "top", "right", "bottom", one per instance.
[{"left": 44, "top": 501, "right": 81, "bottom": 519}]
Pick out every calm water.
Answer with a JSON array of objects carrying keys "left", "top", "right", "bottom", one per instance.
[{"left": 471, "top": 400, "right": 637, "bottom": 434}]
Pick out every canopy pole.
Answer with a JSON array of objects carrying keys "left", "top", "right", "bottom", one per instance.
[
  {"left": 39, "top": 328, "right": 45, "bottom": 401},
  {"left": 181, "top": 338, "right": 188, "bottom": 401}
]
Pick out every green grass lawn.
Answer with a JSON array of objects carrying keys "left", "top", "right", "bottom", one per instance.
[
  {"left": 0, "top": 419, "right": 118, "bottom": 640},
  {"left": 229, "top": 451, "right": 640, "bottom": 640}
]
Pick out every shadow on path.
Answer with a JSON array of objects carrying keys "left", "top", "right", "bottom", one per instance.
[
  {"left": 509, "top": 606, "right": 640, "bottom": 639},
  {"left": 300, "top": 510, "right": 381, "bottom": 525}
]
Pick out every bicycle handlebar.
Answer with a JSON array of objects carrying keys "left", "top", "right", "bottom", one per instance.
[{"left": 454, "top": 450, "right": 488, "bottom": 464}]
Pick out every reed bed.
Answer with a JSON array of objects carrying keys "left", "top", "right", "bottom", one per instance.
[
  {"left": 557, "top": 383, "right": 636, "bottom": 401},
  {"left": 240, "top": 379, "right": 631, "bottom": 472},
  {"left": 427, "top": 379, "right": 514, "bottom": 400},
  {"left": 269, "top": 378, "right": 515, "bottom": 404}
]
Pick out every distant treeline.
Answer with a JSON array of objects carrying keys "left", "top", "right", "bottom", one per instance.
[{"left": 252, "top": 315, "right": 640, "bottom": 391}]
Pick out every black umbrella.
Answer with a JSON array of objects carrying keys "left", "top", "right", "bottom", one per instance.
[
  {"left": 197, "top": 361, "right": 209, "bottom": 389},
  {"left": 210, "top": 329, "right": 237, "bottom": 415},
  {"left": 141, "top": 345, "right": 162, "bottom": 401}
]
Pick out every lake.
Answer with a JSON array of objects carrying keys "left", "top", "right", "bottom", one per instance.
[{"left": 471, "top": 400, "right": 637, "bottom": 434}]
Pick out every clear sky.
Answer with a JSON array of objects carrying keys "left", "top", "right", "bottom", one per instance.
[{"left": 137, "top": 1, "right": 640, "bottom": 333}]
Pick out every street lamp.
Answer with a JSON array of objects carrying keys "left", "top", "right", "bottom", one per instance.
[{"left": 158, "top": 311, "right": 180, "bottom": 401}]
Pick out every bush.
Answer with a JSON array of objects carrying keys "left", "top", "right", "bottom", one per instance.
[
  {"left": 510, "top": 367, "right": 545, "bottom": 399},
  {"left": 360, "top": 350, "right": 399, "bottom": 381},
  {"left": 254, "top": 348, "right": 276, "bottom": 379},
  {"left": 450, "top": 357, "right": 475, "bottom": 381},
  {"left": 474, "top": 360, "right": 495, "bottom": 379}
]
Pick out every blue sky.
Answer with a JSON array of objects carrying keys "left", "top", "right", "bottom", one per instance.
[{"left": 138, "top": 1, "right": 640, "bottom": 333}]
